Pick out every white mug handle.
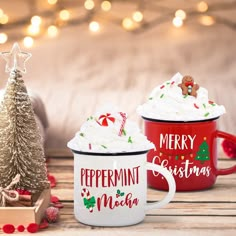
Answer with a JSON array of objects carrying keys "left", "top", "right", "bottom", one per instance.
[{"left": 145, "top": 162, "right": 176, "bottom": 211}]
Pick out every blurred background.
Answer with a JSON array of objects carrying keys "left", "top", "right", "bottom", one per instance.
[{"left": 0, "top": 0, "right": 235, "bottom": 152}]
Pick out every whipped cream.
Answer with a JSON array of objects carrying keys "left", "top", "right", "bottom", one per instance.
[
  {"left": 67, "top": 106, "right": 154, "bottom": 153},
  {"left": 137, "top": 73, "right": 225, "bottom": 121}
]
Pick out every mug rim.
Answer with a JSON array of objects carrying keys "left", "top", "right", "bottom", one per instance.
[
  {"left": 70, "top": 149, "right": 150, "bottom": 156},
  {"left": 142, "top": 116, "right": 219, "bottom": 123}
]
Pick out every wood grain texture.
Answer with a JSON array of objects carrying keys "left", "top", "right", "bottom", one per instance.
[{"left": 46, "top": 154, "right": 236, "bottom": 235}]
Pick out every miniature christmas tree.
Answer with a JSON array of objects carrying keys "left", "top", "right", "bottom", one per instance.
[
  {"left": 195, "top": 137, "right": 210, "bottom": 163},
  {"left": 0, "top": 43, "right": 49, "bottom": 196}
]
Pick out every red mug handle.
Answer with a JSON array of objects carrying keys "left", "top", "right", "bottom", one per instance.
[{"left": 215, "top": 130, "right": 236, "bottom": 176}]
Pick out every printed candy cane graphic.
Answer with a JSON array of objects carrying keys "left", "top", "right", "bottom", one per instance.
[
  {"left": 81, "top": 188, "right": 96, "bottom": 213},
  {"left": 118, "top": 112, "right": 127, "bottom": 136}
]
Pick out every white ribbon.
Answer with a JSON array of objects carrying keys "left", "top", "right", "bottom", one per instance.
[{"left": 0, "top": 174, "right": 20, "bottom": 207}]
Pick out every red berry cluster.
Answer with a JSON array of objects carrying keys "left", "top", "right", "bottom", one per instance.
[{"left": 2, "top": 223, "right": 39, "bottom": 234}]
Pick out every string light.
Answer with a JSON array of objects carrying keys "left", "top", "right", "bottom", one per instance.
[
  {"left": 89, "top": 21, "right": 100, "bottom": 32},
  {"left": 132, "top": 11, "right": 143, "bottom": 22},
  {"left": 27, "top": 24, "right": 40, "bottom": 36},
  {"left": 197, "top": 1, "right": 208, "bottom": 13},
  {"left": 23, "top": 36, "right": 34, "bottom": 48},
  {"left": 199, "top": 15, "right": 215, "bottom": 26},
  {"left": 0, "top": 33, "right": 7, "bottom": 44},
  {"left": 175, "top": 9, "right": 187, "bottom": 20},
  {"left": 48, "top": 0, "right": 58, "bottom": 5},
  {"left": 84, "top": 0, "right": 95, "bottom": 10},
  {"left": 101, "top": 1, "right": 111, "bottom": 12},
  {"left": 0, "top": 1, "right": 234, "bottom": 46},
  {"left": 0, "top": 9, "right": 3, "bottom": 18},
  {"left": 47, "top": 25, "right": 58, "bottom": 37},
  {"left": 59, "top": 9, "right": 70, "bottom": 21},
  {"left": 172, "top": 17, "right": 183, "bottom": 28},
  {"left": 31, "top": 16, "right": 42, "bottom": 26},
  {"left": 0, "top": 14, "right": 9, "bottom": 24},
  {"left": 122, "top": 17, "right": 134, "bottom": 30}
]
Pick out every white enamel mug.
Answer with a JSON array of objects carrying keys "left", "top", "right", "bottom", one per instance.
[{"left": 71, "top": 150, "right": 176, "bottom": 227}]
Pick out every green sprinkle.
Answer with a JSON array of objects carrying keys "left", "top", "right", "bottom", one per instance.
[
  {"left": 210, "top": 103, "right": 216, "bottom": 106},
  {"left": 175, "top": 156, "right": 179, "bottom": 160},
  {"left": 122, "top": 129, "right": 126, "bottom": 136},
  {"left": 87, "top": 116, "right": 93, "bottom": 121},
  {"left": 204, "top": 112, "right": 210, "bottom": 117},
  {"left": 203, "top": 104, "right": 206, "bottom": 108},
  {"left": 128, "top": 136, "right": 133, "bottom": 143},
  {"left": 79, "top": 133, "right": 84, "bottom": 137},
  {"left": 160, "top": 94, "right": 164, "bottom": 98},
  {"left": 149, "top": 97, "right": 153, "bottom": 100},
  {"left": 101, "top": 145, "right": 107, "bottom": 149},
  {"left": 166, "top": 82, "right": 170, "bottom": 85},
  {"left": 184, "top": 94, "right": 188, "bottom": 98}
]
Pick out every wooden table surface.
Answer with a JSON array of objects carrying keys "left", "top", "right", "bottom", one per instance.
[{"left": 45, "top": 150, "right": 236, "bottom": 236}]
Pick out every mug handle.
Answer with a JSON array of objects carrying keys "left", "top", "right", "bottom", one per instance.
[
  {"left": 145, "top": 162, "right": 176, "bottom": 211},
  {"left": 215, "top": 130, "right": 236, "bottom": 176}
]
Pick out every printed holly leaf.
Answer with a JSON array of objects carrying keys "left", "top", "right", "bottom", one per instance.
[
  {"left": 120, "top": 192, "right": 125, "bottom": 197},
  {"left": 83, "top": 196, "right": 96, "bottom": 208},
  {"left": 117, "top": 189, "right": 121, "bottom": 194}
]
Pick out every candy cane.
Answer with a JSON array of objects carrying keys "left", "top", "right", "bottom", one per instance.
[
  {"left": 118, "top": 112, "right": 127, "bottom": 136},
  {"left": 81, "top": 188, "right": 93, "bottom": 213}
]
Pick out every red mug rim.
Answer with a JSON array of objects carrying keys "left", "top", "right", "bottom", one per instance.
[{"left": 142, "top": 116, "right": 220, "bottom": 123}]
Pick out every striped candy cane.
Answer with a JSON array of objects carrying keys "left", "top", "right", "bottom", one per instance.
[
  {"left": 118, "top": 112, "right": 127, "bottom": 136},
  {"left": 81, "top": 188, "right": 94, "bottom": 213}
]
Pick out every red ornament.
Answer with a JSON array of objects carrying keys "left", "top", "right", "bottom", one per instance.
[
  {"left": 222, "top": 139, "right": 236, "bottom": 158},
  {"left": 98, "top": 113, "right": 115, "bottom": 126},
  {"left": 17, "top": 225, "right": 25, "bottom": 232},
  {"left": 27, "top": 223, "right": 39, "bottom": 233},
  {"left": 45, "top": 207, "right": 59, "bottom": 223},
  {"left": 2, "top": 224, "right": 15, "bottom": 234}
]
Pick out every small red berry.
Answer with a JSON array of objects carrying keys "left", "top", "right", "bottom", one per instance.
[
  {"left": 27, "top": 223, "right": 39, "bottom": 233},
  {"left": 17, "top": 225, "right": 25, "bottom": 232},
  {"left": 2, "top": 224, "right": 15, "bottom": 234}
]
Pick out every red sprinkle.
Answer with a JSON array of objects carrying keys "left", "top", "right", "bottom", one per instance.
[
  {"left": 194, "top": 103, "right": 199, "bottom": 109},
  {"left": 208, "top": 100, "right": 214, "bottom": 104},
  {"left": 171, "top": 81, "right": 175, "bottom": 85},
  {"left": 160, "top": 85, "right": 165, "bottom": 89},
  {"left": 89, "top": 143, "right": 92, "bottom": 150}
]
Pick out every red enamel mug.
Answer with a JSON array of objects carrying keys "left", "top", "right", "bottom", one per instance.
[{"left": 143, "top": 117, "right": 236, "bottom": 191}]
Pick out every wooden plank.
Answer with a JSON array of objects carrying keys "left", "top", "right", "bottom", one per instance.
[{"left": 47, "top": 213, "right": 236, "bottom": 231}]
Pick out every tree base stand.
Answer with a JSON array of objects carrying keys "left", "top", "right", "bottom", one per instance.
[{"left": 0, "top": 188, "right": 51, "bottom": 226}]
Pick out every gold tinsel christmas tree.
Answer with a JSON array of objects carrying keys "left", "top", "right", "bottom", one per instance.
[{"left": 0, "top": 43, "right": 49, "bottom": 196}]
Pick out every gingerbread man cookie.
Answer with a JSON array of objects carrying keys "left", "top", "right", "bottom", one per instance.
[{"left": 178, "top": 75, "right": 199, "bottom": 97}]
